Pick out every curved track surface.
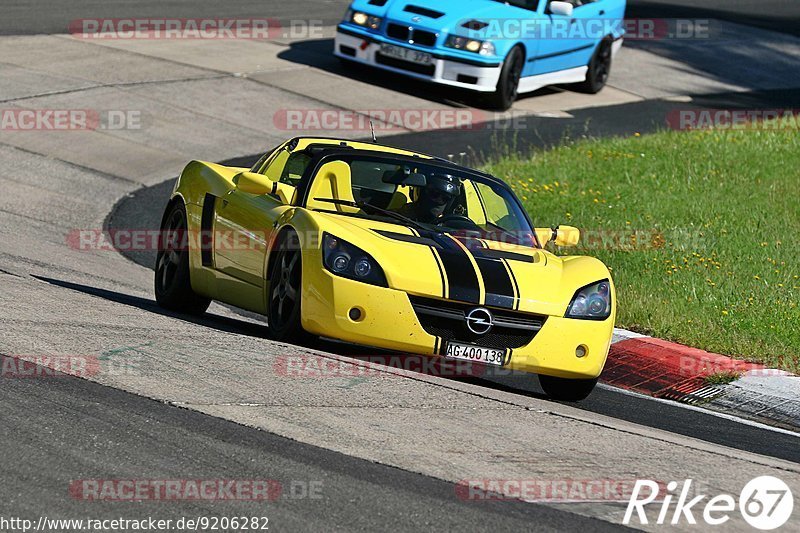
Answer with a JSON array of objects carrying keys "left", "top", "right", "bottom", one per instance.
[
  {"left": 3, "top": 361, "right": 626, "bottom": 531},
  {"left": 107, "top": 156, "right": 800, "bottom": 465}
]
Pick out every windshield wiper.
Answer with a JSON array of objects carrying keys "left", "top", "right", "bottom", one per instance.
[{"left": 312, "top": 198, "right": 429, "bottom": 233}]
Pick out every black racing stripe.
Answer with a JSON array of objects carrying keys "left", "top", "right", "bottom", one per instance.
[
  {"left": 375, "top": 229, "right": 440, "bottom": 248},
  {"left": 474, "top": 249, "right": 534, "bottom": 263},
  {"left": 454, "top": 236, "right": 486, "bottom": 250},
  {"left": 432, "top": 234, "right": 480, "bottom": 304},
  {"left": 502, "top": 258, "right": 522, "bottom": 311},
  {"left": 475, "top": 257, "right": 515, "bottom": 309},
  {"left": 429, "top": 246, "right": 447, "bottom": 299}
]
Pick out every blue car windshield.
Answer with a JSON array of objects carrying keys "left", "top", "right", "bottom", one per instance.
[{"left": 491, "top": 0, "right": 540, "bottom": 10}]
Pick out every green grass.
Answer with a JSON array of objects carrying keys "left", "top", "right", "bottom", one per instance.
[
  {"left": 484, "top": 127, "right": 800, "bottom": 373},
  {"left": 704, "top": 371, "right": 742, "bottom": 386}
]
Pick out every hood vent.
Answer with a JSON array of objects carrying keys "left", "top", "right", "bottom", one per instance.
[
  {"left": 368, "top": 0, "right": 388, "bottom": 5},
  {"left": 403, "top": 5, "right": 445, "bottom": 19},
  {"left": 462, "top": 20, "right": 489, "bottom": 30}
]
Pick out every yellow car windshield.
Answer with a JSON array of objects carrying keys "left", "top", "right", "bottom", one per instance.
[{"left": 307, "top": 156, "right": 536, "bottom": 247}]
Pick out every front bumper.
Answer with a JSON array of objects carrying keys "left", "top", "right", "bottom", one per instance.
[
  {"left": 333, "top": 26, "right": 502, "bottom": 92},
  {"left": 302, "top": 270, "right": 614, "bottom": 380}
]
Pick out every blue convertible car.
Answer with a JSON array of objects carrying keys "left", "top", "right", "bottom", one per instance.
[{"left": 334, "top": 0, "right": 626, "bottom": 109}]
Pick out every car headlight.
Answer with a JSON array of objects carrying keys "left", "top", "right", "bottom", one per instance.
[
  {"left": 444, "top": 35, "right": 495, "bottom": 55},
  {"left": 322, "top": 233, "right": 387, "bottom": 287},
  {"left": 565, "top": 280, "right": 612, "bottom": 320},
  {"left": 347, "top": 10, "right": 382, "bottom": 30}
]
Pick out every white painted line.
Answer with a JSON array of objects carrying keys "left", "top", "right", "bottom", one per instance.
[
  {"left": 744, "top": 368, "right": 795, "bottom": 377},
  {"left": 531, "top": 111, "right": 574, "bottom": 118},
  {"left": 611, "top": 327, "right": 647, "bottom": 344},
  {"left": 597, "top": 383, "right": 800, "bottom": 438}
]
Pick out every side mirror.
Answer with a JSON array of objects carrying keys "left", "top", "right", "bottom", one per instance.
[
  {"left": 535, "top": 225, "right": 580, "bottom": 247},
  {"left": 234, "top": 171, "right": 275, "bottom": 195},
  {"left": 549, "top": 1, "right": 574, "bottom": 17},
  {"left": 554, "top": 225, "right": 580, "bottom": 247}
]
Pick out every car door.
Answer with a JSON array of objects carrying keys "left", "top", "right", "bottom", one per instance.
[
  {"left": 492, "top": 1, "right": 544, "bottom": 79},
  {"left": 214, "top": 190, "right": 282, "bottom": 289},
  {"left": 212, "top": 150, "right": 298, "bottom": 311},
  {"left": 528, "top": 0, "right": 595, "bottom": 75},
  {"left": 569, "top": 0, "right": 608, "bottom": 68}
]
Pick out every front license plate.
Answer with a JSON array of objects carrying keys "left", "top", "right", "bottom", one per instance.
[
  {"left": 444, "top": 342, "right": 505, "bottom": 366},
  {"left": 379, "top": 43, "right": 433, "bottom": 65}
]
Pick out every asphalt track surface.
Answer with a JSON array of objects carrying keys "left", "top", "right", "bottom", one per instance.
[
  {"left": 1, "top": 362, "right": 628, "bottom": 531},
  {"left": 106, "top": 111, "right": 800, "bottom": 467},
  {"left": 2, "top": 0, "right": 799, "bottom": 37}
]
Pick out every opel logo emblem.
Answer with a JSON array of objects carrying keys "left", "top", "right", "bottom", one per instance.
[
  {"left": 466, "top": 307, "right": 493, "bottom": 335},
  {"left": 411, "top": 16, "right": 422, "bottom": 23}
]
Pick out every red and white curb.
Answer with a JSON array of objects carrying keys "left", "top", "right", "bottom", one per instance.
[{"left": 604, "top": 328, "right": 800, "bottom": 431}]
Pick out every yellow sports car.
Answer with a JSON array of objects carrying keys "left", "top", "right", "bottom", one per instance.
[{"left": 155, "top": 137, "right": 616, "bottom": 401}]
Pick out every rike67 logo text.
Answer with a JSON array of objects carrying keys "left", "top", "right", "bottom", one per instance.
[{"left": 624, "top": 476, "right": 793, "bottom": 530}]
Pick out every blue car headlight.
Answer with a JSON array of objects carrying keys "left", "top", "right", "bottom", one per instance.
[
  {"left": 322, "top": 233, "right": 387, "bottom": 287},
  {"left": 444, "top": 35, "right": 495, "bottom": 55},
  {"left": 345, "top": 9, "right": 382, "bottom": 30},
  {"left": 565, "top": 280, "right": 612, "bottom": 320}
]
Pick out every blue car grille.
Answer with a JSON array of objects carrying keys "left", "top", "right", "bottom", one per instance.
[{"left": 385, "top": 22, "right": 437, "bottom": 47}]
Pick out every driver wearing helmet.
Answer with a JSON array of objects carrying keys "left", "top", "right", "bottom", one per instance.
[{"left": 398, "top": 173, "right": 461, "bottom": 223}]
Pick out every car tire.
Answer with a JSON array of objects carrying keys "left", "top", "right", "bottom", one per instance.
[
  {"left": 154, "top": 201, "right": 211, "bottom": 315},
  {"left": 267, "top": 232, "right": 309, "bottom": 343},
  {"left": 577, "top": 38, "right": 612, "bottom": 94},
  {"left": 539, "top": 375, "right": 598, "bottom": 402},
  {"left": 485, "top": 46, "right": 524, "bottom": 111}
]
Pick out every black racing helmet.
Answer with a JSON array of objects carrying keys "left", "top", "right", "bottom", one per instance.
[{"left": 426, "top": 173, "right": 461, "bottom": 201}]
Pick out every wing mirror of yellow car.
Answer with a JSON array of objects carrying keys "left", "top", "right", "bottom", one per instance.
[
  {"left": 535, "top": 225, "right": 581, "bottom": 247},
  {"left": 555, "top": 225, "right": 581, "bottom": 246},
  {"left": 234, "top": 171, "right": 276, "bottom": 195}
]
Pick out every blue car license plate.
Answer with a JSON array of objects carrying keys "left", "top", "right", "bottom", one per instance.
[{"left": 379, "top": 43, "right": 433, "bottom": 65}]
